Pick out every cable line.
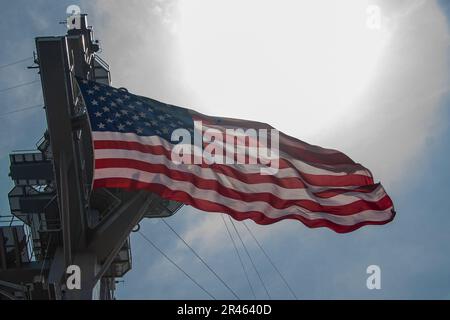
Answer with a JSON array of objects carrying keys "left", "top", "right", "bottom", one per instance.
[
  {"left": 243, "top": 221, "right": 298, "bottom": 299},
  {"left": 161, "top": 219, "right": 240, "bottom": 300},
  {"left": 0, "top": 57, "right": 33, "bottom": 70},
  {"left": 0, "top": 104, "right": 43, "bottom": 118},
  {"left": 39, "top": 234, "right": 53, "bottom": 280},
  {"left": 221, "top": 214, "right": 256, "bottom": 299},
  {"left": 138, "top": 231, "right": 216, "bottom": 300},
  {"left": 229, "top": 217, "right": 271, "bottom": 300},
  {"left": 0, "top": 80, "right": 40, "bottom": 94}
]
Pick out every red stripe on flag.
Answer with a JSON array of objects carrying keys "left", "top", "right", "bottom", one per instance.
[
  {"left": 94, "top": 139, "right": 374, "bottom": 187},
  {"left": 95, "top": 158, "right": 393, "bottom": 215},
  {"left": 93, "top": 177, "right": 395, "bottom": 233}
]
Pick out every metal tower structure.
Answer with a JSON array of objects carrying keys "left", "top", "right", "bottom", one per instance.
[{"left": 0, "top": 14, "right": 182, "bottom": 300}]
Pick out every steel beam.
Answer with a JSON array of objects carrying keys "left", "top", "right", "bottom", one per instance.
[
  {"left": 36, "top": 37, "right": 88, "bottom": 264},
  {"left": 87, "top": 191, "right": 154, "bottom": 282}
]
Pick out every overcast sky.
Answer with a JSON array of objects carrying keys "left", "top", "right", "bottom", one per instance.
[{"left": 0, "top": 0, "right": 449, "bottom": 299}]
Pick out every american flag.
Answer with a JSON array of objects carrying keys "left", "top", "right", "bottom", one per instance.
[{"left": 77, "top": 78, "right": 395, "bottom": 233}]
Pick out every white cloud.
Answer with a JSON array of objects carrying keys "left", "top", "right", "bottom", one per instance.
[{"left": 326, "top": 0, "right": 449, "bottom": 187}]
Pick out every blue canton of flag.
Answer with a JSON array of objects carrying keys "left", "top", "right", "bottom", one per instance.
[{"left": 77, "top": 77, "right": 194, "bottom": 141}]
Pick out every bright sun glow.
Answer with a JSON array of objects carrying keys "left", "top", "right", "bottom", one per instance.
[{"left": 175, "top": 0, "right": 390, "bottom": 142}]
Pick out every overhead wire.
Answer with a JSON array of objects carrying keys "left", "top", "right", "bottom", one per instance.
[
  {"left": 161, "top": 218, "right": 240, "bottom": 300},
  {"left": 221, "top": 214, "right": 256, "bottom": 299},
  {"left": 0, "top": 104, "right": 44, "bottom": 118},
  {"left": 243, "top": 221, "right": 298, "bottom": 300},
  {"left": 138, "top": 230, "right": 216, "bottom": 300},
  {"left": 0, "top": 57, "right": 33, "bottom": 70},
  {"left": 0, "top": 74, "right": 43, "bottom": 118},
  {"left": 229, "top": 217, "right": 272, "bottom": 300},
  {"left": 0, "top": 79, "right": 40, "bottom": 94},
  {"left": 39, "top": 233, "right": 53, "bottom": 281}
]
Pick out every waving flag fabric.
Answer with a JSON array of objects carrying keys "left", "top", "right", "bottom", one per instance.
[{"left": 77, "top": 78, "right": 395, "bottom": 233}]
